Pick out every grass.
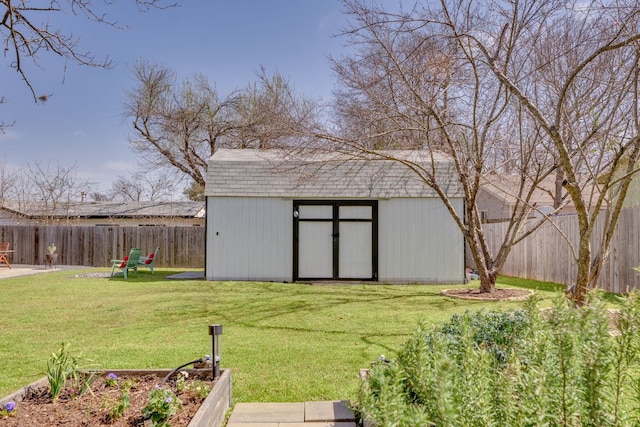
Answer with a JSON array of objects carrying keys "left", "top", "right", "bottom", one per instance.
[{"left": 0, "top": 269, "right": 601, "bottom": 403}]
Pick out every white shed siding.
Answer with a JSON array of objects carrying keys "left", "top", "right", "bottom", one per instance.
[
  {"left": 378, "top": 198, "right": 464, "bottom": 283},
  {"left": 206, "top": 197, "right": 292, "bottom": 281}
]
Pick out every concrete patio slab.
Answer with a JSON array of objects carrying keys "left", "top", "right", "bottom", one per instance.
[
  {"left": 166, "top": 271, "right": 204, "bottom": 280},
  {"left": 305, "top": 401, "right": 355, "bottom": 422},
  {"left": 0, "top": 265, "right": 61, "bottom": 279}
]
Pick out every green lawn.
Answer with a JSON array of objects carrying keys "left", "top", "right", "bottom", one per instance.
[{"left": 0, "top": 270, "right": 575, "bottom": 403}]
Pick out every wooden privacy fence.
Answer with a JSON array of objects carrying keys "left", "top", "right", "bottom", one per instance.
[
  {"left": 0, "top": 225, "right": 205, "bottom": 268},
  {"left": 482, "top": 206, "right": 640, "bottom": 293}
]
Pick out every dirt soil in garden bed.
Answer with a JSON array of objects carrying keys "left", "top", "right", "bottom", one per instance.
[
  {"left": 1, "top": 371, "right": 216, "bottom": 426},
  {"left": 442, "top": 288, "right": 534, "bottom": 301}
]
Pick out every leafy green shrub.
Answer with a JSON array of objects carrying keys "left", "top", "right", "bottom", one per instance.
[
  {"left": 358, "top": 293, "right": 640, "bottom": 426},
  {"left": 440, "top": 308, "right": 530, "bottom": 365}
]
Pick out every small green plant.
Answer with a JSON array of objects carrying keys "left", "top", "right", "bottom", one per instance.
[
  {"left": 102, "top": 373, "right": 135, "bottom": 420},
  {"left": 184, "top": 380, "right": 211, "bottom": 400},
  {"left": 0, "top": 401, "right": 16, "bottom": 419},
  {"left": 104, "top": 372, "right": 118, "bottom": 387},
  {"left": 121, "top": 377, "right": 138, "bottom": 390},
  {"left": 46, "top": 342, "right": 93, "bottom": 402},
  {"left": 173, "top": 371, "right": 211, "bottom": 400},
  {"left": 102, "top": 389, "right": 130, "bottom": 421},
  {"left": 66, "top": 385, "right": 82, "bottom": 399},
  {"left": 175, "top": 371, "right": 188, "bottom": 393},
  {"left": 142, "top": 387, "right": 182, "bottom": 426},
  {"left": 47, "top": 243, "right": 57, "bottom": 254},
  {"left": 173, "top": 371, "right": 211, "bottom": 402}
]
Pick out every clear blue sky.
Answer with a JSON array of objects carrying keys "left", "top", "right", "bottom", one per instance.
[{"left": 0, "top": 1, "right": 353, "bottom": 195}]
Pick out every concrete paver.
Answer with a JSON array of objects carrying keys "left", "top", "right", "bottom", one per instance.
[
  {"left": 225, "top": 423, "right": 279, "bottom": 427},
  {"left": 228, "top": 402, "right": 305, "bottom": 424},
  {"left": 227, "top": 421, "right": 355, "bottom": 427},
  {"left": 281, "top": 423, "right": 356, "bottom": 427},
  {"left": 226, "top": 424, "right": 354, "bottom": 427},
  {"left": 226, "top": 401, "right": 356, "bottom": 426},
  {"left": 305, "top": 401, "right": 354, "bottom": 422}
]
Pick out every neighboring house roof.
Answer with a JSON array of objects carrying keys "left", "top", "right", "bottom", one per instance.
[
  {"left": 479, "top": 174, "right": 603, "bottom": 212},
  {"left": 0, "top": 201, "right": 205, "bottom": 219},
  {"left": 205, "top": 149, "right": 461, "bottom": 198}
]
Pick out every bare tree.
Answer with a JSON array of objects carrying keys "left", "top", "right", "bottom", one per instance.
[
  {"left": 231, "top": 67, "right": 322, "bottom": 149},
  {"left": 329, "top": 0, "right": 640, "bottom": 304},
  {"left": 108, "top": 171, "right": 178, "bottom": 201},
  {"left": 124, "top": 61, "right": 322, "bottom": 189},
  {"left": 0, "top": 162, "right": 17, "bottom": 206},
  {"left": 23, "top": 160, "right": 96, "bottom": 223},
  {"left": 442, "top": 0, "right": 640, "bottom": 305},
  {"left": 326, "top": 0, "right": 558, "bottom": 294},
  {"left": 124, "top": 61, "right": 236, "bottom": 188}
]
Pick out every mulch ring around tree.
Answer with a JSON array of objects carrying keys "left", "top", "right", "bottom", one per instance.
[{"left": 441, "top": 288, "right": 534, "bottom": 301}]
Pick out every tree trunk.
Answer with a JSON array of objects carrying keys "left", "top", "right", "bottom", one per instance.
[
  {"left": 465, "top": 225, "right": 499, "bottom": 294},
  {"left": 568, "top": 238, "right": 592, "bottom": 306},
  {"left": 478, "top": 268, "right": 498, "bottom": 293}
]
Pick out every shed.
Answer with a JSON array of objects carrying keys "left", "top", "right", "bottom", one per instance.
[{"left": 204, "top": 149, "right": 465, "bottom": 283}]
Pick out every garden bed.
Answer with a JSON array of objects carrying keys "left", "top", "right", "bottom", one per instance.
[{"left": 0, "top": 369, "right": 231, "bottom": 427}]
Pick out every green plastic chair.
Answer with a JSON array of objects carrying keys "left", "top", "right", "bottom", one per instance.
[
  {"left": 138, "top": 246, "right": 159, "bottom": 274},
  {"left": 110, "top": 248, "right": 142, "bottom": 279}
]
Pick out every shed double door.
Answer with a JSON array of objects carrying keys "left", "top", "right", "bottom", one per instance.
[{"left": 293, "top": 200, "right": 378, "bottom": 281}]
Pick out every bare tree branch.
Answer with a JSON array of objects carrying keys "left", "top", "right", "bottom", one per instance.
[{"left": 0, "top": 0, "right": 176, "bottom": 103}]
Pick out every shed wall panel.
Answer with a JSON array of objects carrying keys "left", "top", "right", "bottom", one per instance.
[
  {"left": 378, "top": 198, "right": 464, "bottom": 283},
  {"left": 206, "top": 197, "right": 292, "bottom": 281}
]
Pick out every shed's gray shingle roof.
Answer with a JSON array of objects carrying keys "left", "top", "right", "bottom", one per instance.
[{"left": 205, "top": 149, "right": 461, "bottom": 198}]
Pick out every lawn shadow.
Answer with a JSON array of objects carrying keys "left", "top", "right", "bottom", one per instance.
[{"left": 103, "top": 269, "right": 199, "bottom": 283}]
